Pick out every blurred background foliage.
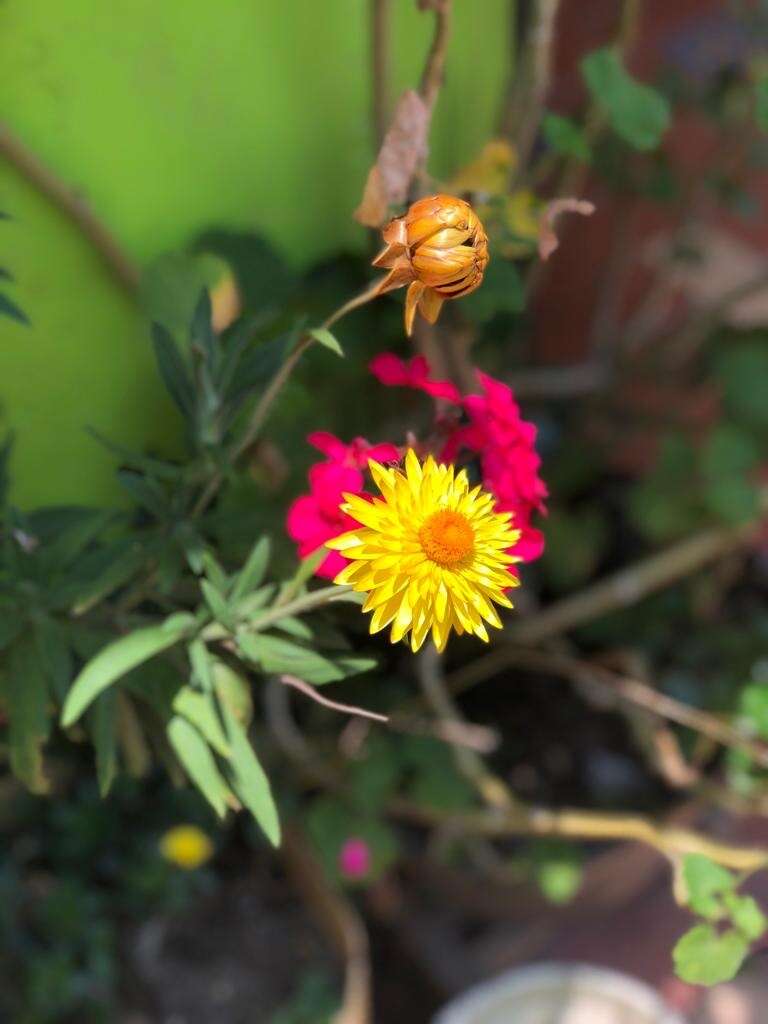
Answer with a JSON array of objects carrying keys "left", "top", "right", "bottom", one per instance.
[{"left": 0, "top": 0, "right": 507, "bottom": 508}]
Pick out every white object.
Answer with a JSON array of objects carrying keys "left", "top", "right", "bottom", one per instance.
[{"left": 434, "top": 963, "right": 687, "bottom": 1024}]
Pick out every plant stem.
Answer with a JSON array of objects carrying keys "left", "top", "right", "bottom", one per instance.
[
  {"left": 201, "top": 584, "right": 354, "bottom": 641},
  {"left": 448, "top": 514, "right": 763, "bottom": 694},
  {"left": 418, "top": 0, "right": 453, "bottom": 111},
  {"left": 191, "top": 281, "right": 382, "bottom": 517},
  {"left": 0, "top": 121, "right": 140, "bottom": 296},
  {"left": 390, "top": 799, "right": 768, "bottom": 872}
]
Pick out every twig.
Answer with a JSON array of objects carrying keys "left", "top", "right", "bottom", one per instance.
[
  {"left": 492, "top": 648, "right": 768, "bottom": 770},
  {"left": 0, "top": 120, "right": 140, "bottom": 295},
  {"left": 371, "top": 0, "right": 392, "bottom": 148},
  {"left": 418, "top": 0, "right": 453, "bottom": 112},
  {"left": 390, "top": 799, "right": 768, "bottom": 872},
  {"left": 507, "top": 0, "right": 562, "bottom": 173},
  {"left": 202, "top": 583, "right": 355, "bottom": 641},
  {"left": 282, "top": 825, "right": 372, "bottom": 1024},
  {"left": 448, "top": 514, "right": 763, "bottom": 693},
  {"left": 417, "top": 644, "right": 517, "bottom": 810},
  {"left": 280, "top": 674, "right": 389, "bottom": 724}
]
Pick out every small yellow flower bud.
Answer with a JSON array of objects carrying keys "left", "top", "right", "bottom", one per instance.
[{"left": 372, "top": 194, "right": 489, "bottom": 336}]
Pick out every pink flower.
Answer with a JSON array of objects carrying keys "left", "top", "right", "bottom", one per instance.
[
  {"left": 286, "top": 433, "right": 400, "bottom": 579},
  {"left": 339, "top": 836, "right": 371, "bottom": 879},
  {"left": 369, "top": 354, "right": 547, "bottom": 561},
  {"left": 370, "top": 353, "right": 461, "bottom": 403}
]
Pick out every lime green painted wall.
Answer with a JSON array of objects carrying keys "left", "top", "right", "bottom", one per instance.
[{"left": 0, "top": 0, "right": 509, "bottom": 507}]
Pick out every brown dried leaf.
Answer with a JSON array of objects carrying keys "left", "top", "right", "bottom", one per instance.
[
  {"left": 539, "top": 197, "right": 596, "bottom": 261},
  {"left": 354, "top": 90, "right": 430, "bottom": 228}
]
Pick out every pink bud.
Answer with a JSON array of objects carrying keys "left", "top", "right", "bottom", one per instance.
[{"left": 339, "top": 837, "right": 371, "bottom": 879}]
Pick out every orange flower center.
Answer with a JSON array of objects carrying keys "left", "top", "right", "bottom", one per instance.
[{"left": 418, "top": 510, "right": 474, "bottom": 567}]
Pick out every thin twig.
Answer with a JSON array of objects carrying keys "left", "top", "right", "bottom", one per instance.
[
  {"left": 494, "top": 649, "right": 768, "bottom": 770},
  {"left": 0, "top": 121, "right": 140, "bottom": 295},
  {"left": 448, "top": 514, "right": 763, "bottom": 694},
  {"left": 390, "top": 799, "right": 768, "bottom": 872},
  {"left": 417, "top": 644, "right": 517, "bottom": 810},
  {"left": 508, "top": 0, "right": 562, "bottom": 173},
  {"left": 418, "top": 0, "right": 453, "bottom": 111},
  {"left": 280, "top": 674, "right": 389, "bottom": 724},
  {"left": 282, "top": 825, "right": 372, "bottom": 1024}
]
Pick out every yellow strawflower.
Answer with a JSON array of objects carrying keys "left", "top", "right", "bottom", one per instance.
[
  {"left": 159, "top": 824, "right": 214, "bottom": 870},
  {"left": 326, "top": 450, "right": 521, "bottom": 653}
]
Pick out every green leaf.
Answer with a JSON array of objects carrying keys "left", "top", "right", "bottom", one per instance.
[
  {"left": 238, "top": 632, "right": 376, "bottom": 685},
  {"left": 0, "top": 291, "right": 30, "bottom": 325},
  {"left": 740, "top": 681, "right": 768, "bottom": 741},
  {"left": 66, "top": 541, "right": 145, "bottom": 615},
  {"left": 682, "top": 854, "right": 735, "bottom": 919},
  {"left": 151, "top": 322, "right": 196, "bottom": 419},
  {"left": 715, "top": 341, "right": 768, "bottom": 429},
  {"left": 673, "top": 924, "right": 748, "bottom": 986},
  {"left": 542, "top": 113, "right": 592, "bottom": 161},
  {"left": 188, "top": 638, "right": 214, "bottom": 692},
  {"left": 200, "top": 578, "right": 236, "bottom": 631},
  {"left": 166, "top": 715, "right": 231, "bottom": 818},
  {"left": 34, "top": 618, "right": 74, "bottom": 704},
  {"left": 309, "top": 327, "right": 344, "bottom": 357},
  {"left": 462, "top": 259, "right": 524, "bottom": 323},
  {"left": 90, "top": 690, "right": 118, "bottom": 797},
  {"left": 532, "top": 840, "right": 584, "bottom": 905},
  {"left": 141, "top": 251, "right": 224, "bottom": 339},
  {"left": 581, "top": 47, "right": 670, "bottom": 151},
  {"left": 220, "top": 700, "right": 280, "bottom": 845},
  {"left": 4, "top": 637, "right": 51, "bottom": 793},
  {"left": 724, "top": 892, "right": 767, "bottom": 941},
  {"left": 230, "top": 536, "right": 270, "bottom": 603},
  {"left": 279, "top": 548, "right": 326, "bottom": 605},
  {"left": 173, "top": 685, "right": 231, "bottom": 757},
  {"left": 61, "top": 615, "right": 194, "bottom": 727},
  {"left": 201, "top": 550, "right": 230, "bottom": 595},
  {"left": 37, "top": 508, "right": 113, "bottom": 575}
]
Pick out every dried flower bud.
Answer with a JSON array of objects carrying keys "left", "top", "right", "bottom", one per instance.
[{"left": 372, "top": 194, "right": 489, "bottom": 336}]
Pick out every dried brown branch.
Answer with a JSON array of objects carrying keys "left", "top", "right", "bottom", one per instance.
[
  {"left": 418, "top": 0, "right": 453, "bottom": 111},
  {"left": 448, "top": 514, "right": 763, "bottom": 694},
  {"left": 0, "top": 120, "right": 140, "bottom": 296},
  {"left": 505, "top": 0, "right": 562, "bottom": 170},
  {"left": 390, "top": 799, "right": 768, "bottom": 873},
  {"left": 491, "top": 648, "right": 768, "bottom": 770},
  {"left": 280, "top": 674, "right": 389, "bottom": 724}
]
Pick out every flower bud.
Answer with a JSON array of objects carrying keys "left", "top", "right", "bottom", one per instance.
[{"left": 372, "top": 194, "right": 489, "bottom": 335}]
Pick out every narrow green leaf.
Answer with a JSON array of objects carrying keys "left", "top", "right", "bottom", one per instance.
[
  {"left": 5, "top": 637, "right": 51, "bottom": 793},
  {"left": 0, "top": 291, "right": 30, "bottom": 325},
  {"left": 220, "top": 701, "right": 280, "bottom": 845},
  {"left": 238, "top": 632, "right": 376, "bottom": 685},
  {"left": 230, "top": 536, "right": 270, "bottom": 603},
  {"left": 167, "top": 715, "right": 231, "bottom": 818},
  {"left": 90, "top": 690, "right": 118, "bottom": 797},
  {"left": 277, "top": 548, "right": 325, "bottom": 605},
  {"left": 173, "top": 685, "right": 231, "bottom": 757},
  {"left": 188, "top": 638, "right": 214, "bottom": 692},
  {"left": 201, "top": 550, "right": 230, "bottom": 594},
  {"left": 200, "top": 579, "right": 236, "bottom": 631},
  {"left": 61, "top": 615, "right": 194, "bottom": 727},
  {"left": 151, "top": 322, "right": 196, "bottom": 419},
  {"left": 309, "top": 327, "right": 344, "bottom": 357},
  {"left": 673, "top": 924, "right": 748, "bottom": 986}
]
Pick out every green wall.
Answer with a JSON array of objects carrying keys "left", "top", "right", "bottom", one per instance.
[{"left": 0, "top": 0, "right": 509, "bottom": 507}]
